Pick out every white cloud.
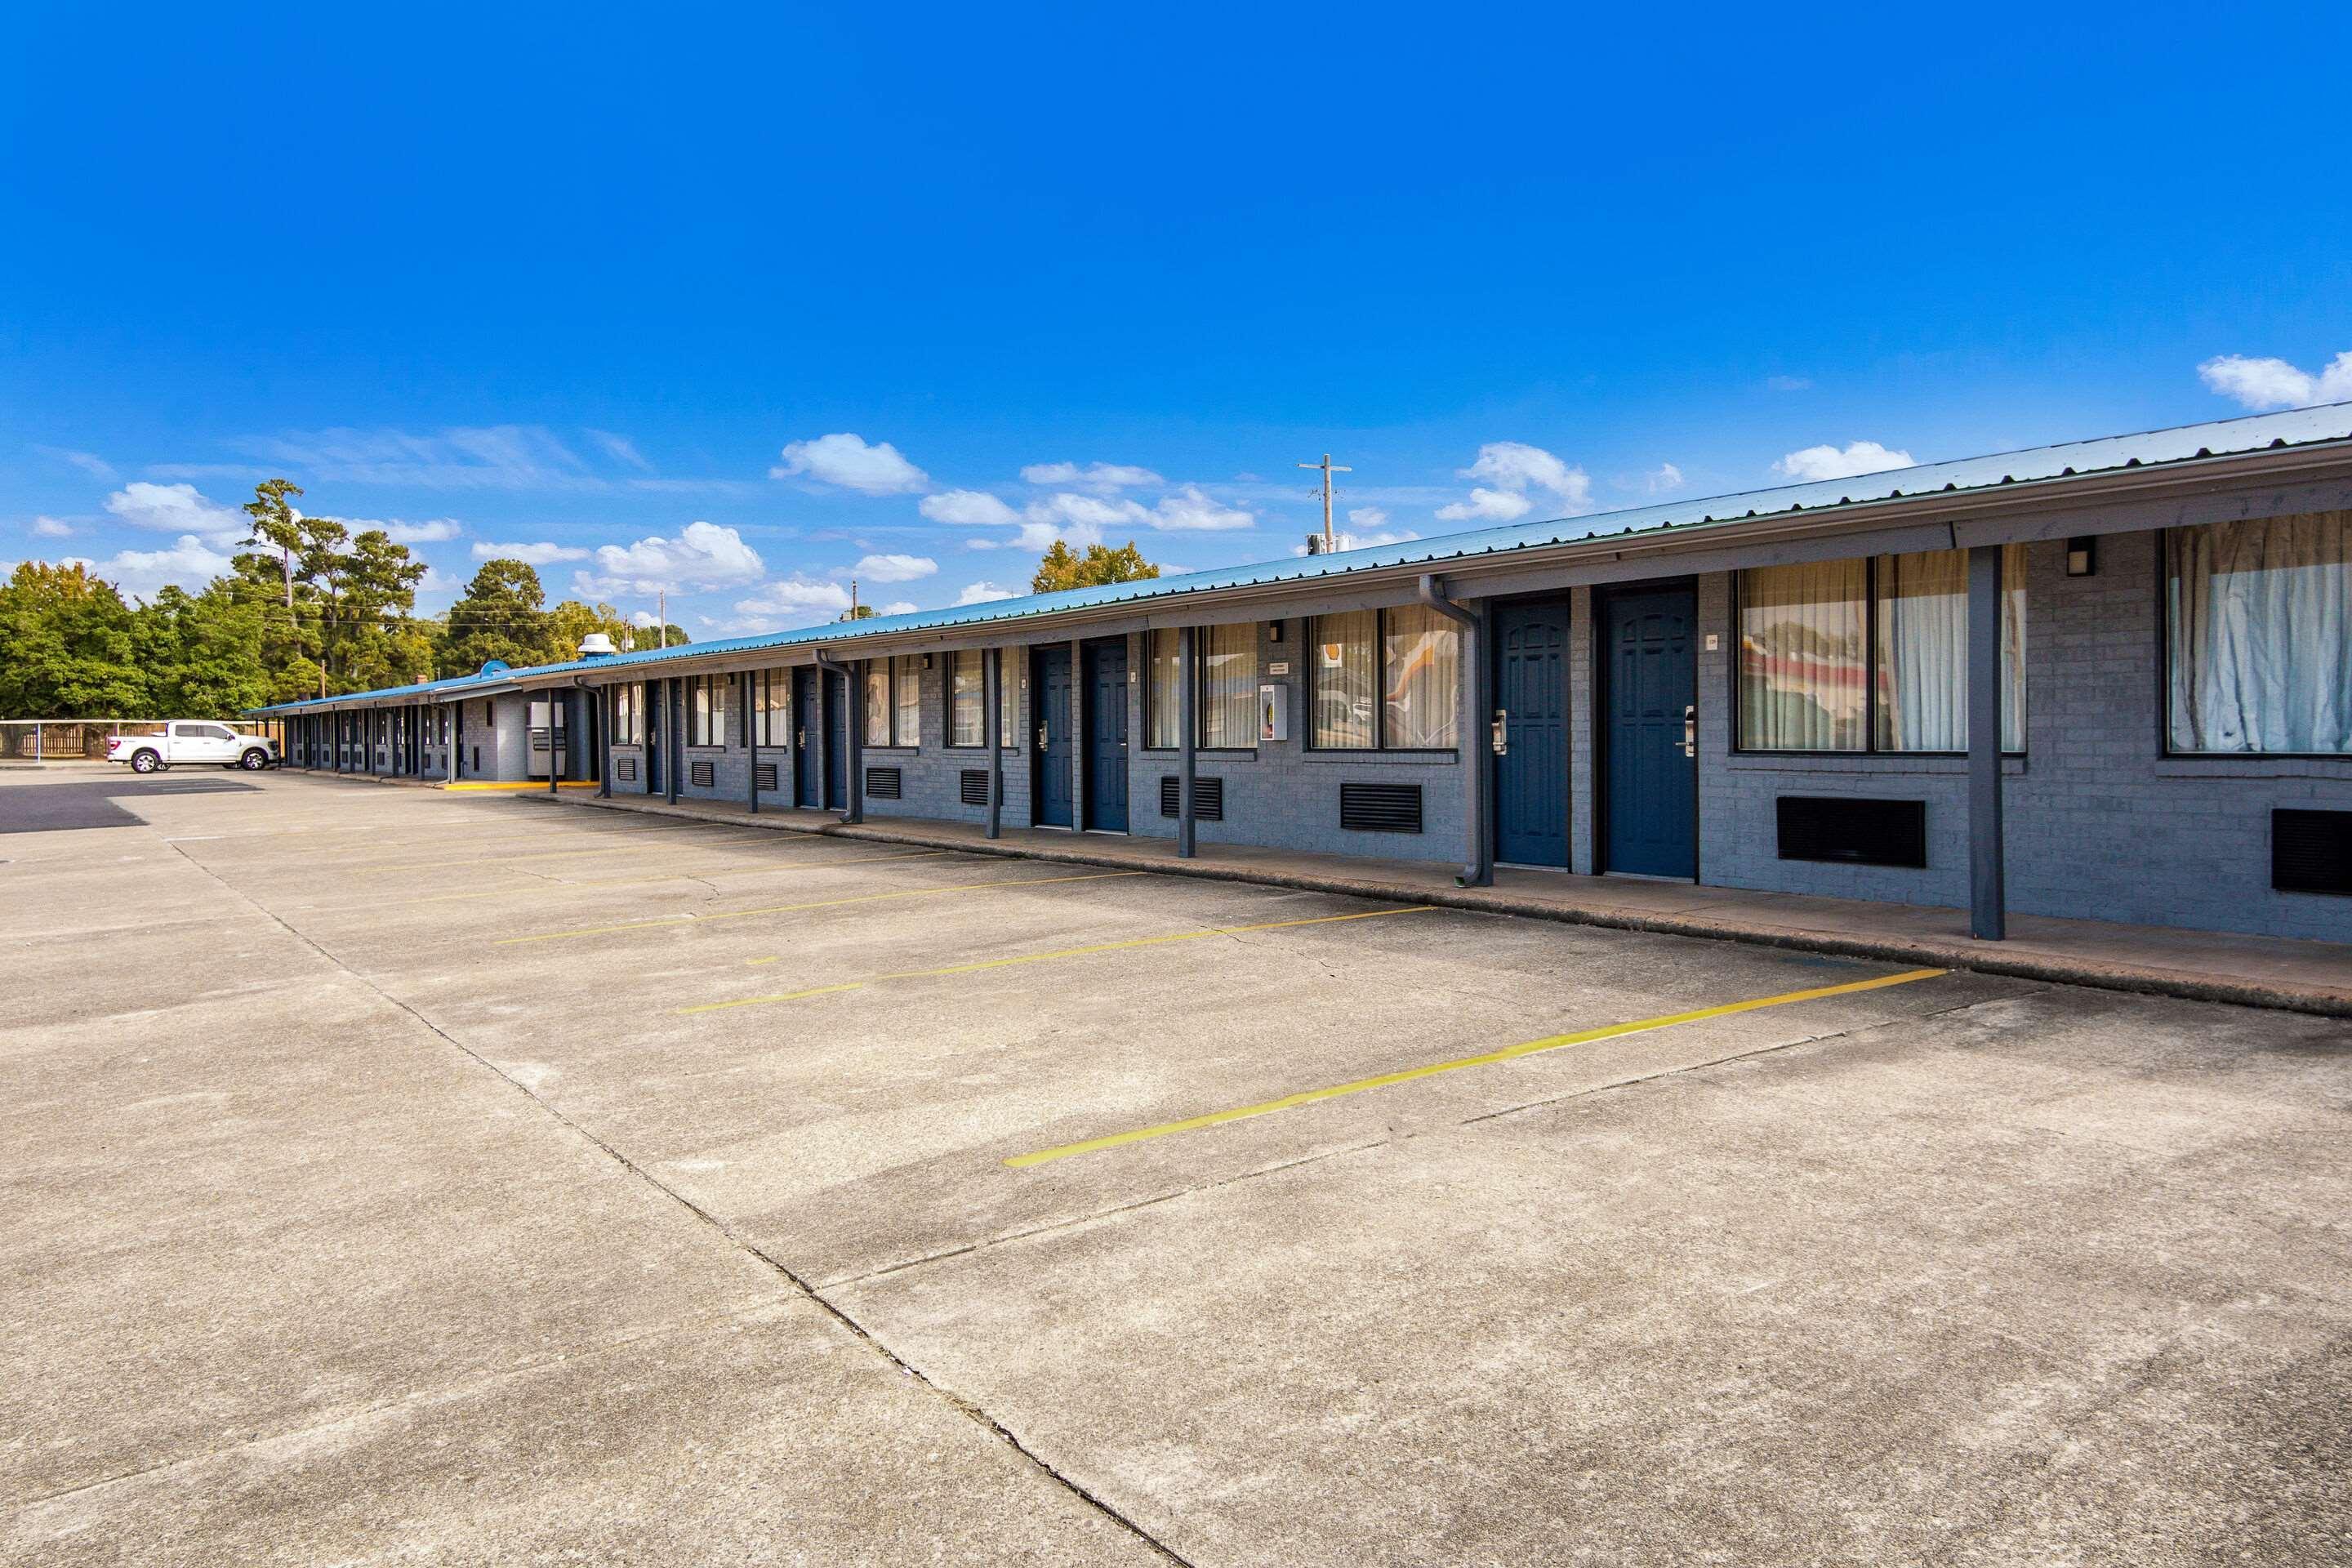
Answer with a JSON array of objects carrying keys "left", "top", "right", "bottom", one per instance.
[
  {"left": 956, "top": 581, "right": 1018, "bottom": 605},
  {"left": 576, "top": 520, "right": 765, "bottom": 596},
  {"left": 416, "top": 564, "right": 463, "bottom": 593},
  {"left": 879, "top": 600, "right": 918, "bottom": 616},
  {"left": 2198, "top": 351, "right": 2352, "bottom": 411},
  {"left": 853, "top": 552, "right": 938, "bottom": 582},
  {"left": 726, "top": 576, "right": 856, "bottom": 633},
  {"left": 1347, "top": 507, "right": 1389, "bottom": 529},
  {"left": 1147, "top": 484, "right": 1253, "bottom": 532},
  {"left": 585, "top": 429, "right": 652, "bottom": 470},
  {"left": 1436, "top": 488, "right": 1535, "bottom": 523},
  {"left": 1772, "top": 441, "right": 1916, "bottom": 482},
  {"left": 1013, "top": 519, "right": 1077, "bottom": 551},
  {"left": 87, "top": 535, "right": 234, "bottom": 601},
  {"left": 1020, "top": 493, "right": 1127, "bottom": 547},
  {"left": 31, "top": 516, "right": 74, "bottom": 538},
  {"left": 1294, "top": 526, "right": 1422, "bottom": 556},
  {"left": 1018, "top": 461, "right": 1163, "bottom": 492},
  {"left": 772, "top": 433, "right": 929, "bottom": 494},
  {"left": 919, "top": 489, "right": 1021, "bottom": 526},
  {"left": 1765, "top": 375, "right": 1814, "bottom": 393},
  {"left": 368, "top": 517, "right": 464, "bottom": 545},
  {"left": 1646, "top": 463, "right": 1685, "bottom": 493},
  {"left": 251, "top": 425, "right": 598, "bottom": 490},
  {"left": 628, "top": 609, "right": 662, "bottom": 628},
  {"left": 36, "top": 447, "right": 116, "bottom": 480},
  {"left": 104, "top": 482, "right": 248, "bottom": 547},
  {"left": 473, "top": 540, "right": 589, "bottom": 564},
  {"left": 1437, "top": 442, "right": 1593, "bottom": 523}
]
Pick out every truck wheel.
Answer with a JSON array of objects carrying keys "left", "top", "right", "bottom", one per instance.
[
  {"left": 238, "top": 749, "right": 269, "bottom": 770},
  {"left": 130, "top": 749, "right": 162, "bottom": 774}
]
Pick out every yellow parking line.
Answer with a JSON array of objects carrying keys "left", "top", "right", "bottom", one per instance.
[
  {"left": 1004, "top": 967, "right": 1949, "bottom": 1169},
  {"left": 495, "top": 871, "right": 1148, "bottom": 946},
  {"left": 680, "top": 905, "right": 1436, "bottom": 1015}
]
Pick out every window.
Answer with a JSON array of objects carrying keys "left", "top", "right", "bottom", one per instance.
[
  {"left": 1737, "top": 545, "right": 2025, "bottom": 753},
  {"left": 1199, "top": 624, "right": 1258, "bottom": 748},
  {"left": 2167, "top": 513, "right": 2351, "bottom": 755},
  {"left": 752, "top": 670, "right": 789, "bottom": 746},
  {"left": 687, "top": 673, "right": 729, "bottom": 746},
  {"left": 1308, "top": 606, "right": 1461, "bottom": 750},
  {"left": 1145, "top": 630, "right": 1182, "bottom": 748},
  {"left": 951, "top": 651, "right": 984, "bottom": 746},
  {"left": 863, "top": 656, "right": 924, "bottom": 746},
  {"left": 999, "top": 655, "right": 1018, "bottom": 746},
  {"left": 613, "top": 684, "right": 641, "bottom": 746}
]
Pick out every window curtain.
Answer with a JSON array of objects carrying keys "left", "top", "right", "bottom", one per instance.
[
  {"left": 1199, "top": 622, "right": 1258, "bottom": 747},
  {"left": 2168, "top": 512, "right": 2352, "bottom": 755},
  {"left": 1740, "top": 559, "right": 1867, "bottom": 750},
  {"left": 755, "top": 670, "right": 788, "bottom": 746},
  {"left": 1000, "top": 657, "right": 1019, "bottom": 748},
  {"left": 895, "top": 656, "right": 921, "bottom": 746},
  {"left": 1145, "top": 629, "right": 1181, "bottom": 748},
  {"left": 951, "top": 651, "right": 983, "bottom": 746},
  {"left": 862, "top": 663, "right": 889, "bottom": 746},
  {"left": 1383, "top": 604, "right": 1459, "bottom": 747},
  {"left": 1313, "top": 611, "right": 1376, "bottom": 748},
  {"left": 1873, "top": 545, "right": 2026, "bottom": 752}
]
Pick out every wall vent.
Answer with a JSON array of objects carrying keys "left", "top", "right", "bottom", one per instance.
[
  {"left": 960, "top": 768, "right": 989, "bottom": 806},
  {"left": 1159, "top": 775, "right": 1225, "bottom": 822},
  {"left": 1777, "top": 795, "right": 1927, "bottom": 868},
  {"left": 2274, "top": 808, "right": 2352, "bottom": 896},
  {"left": 754, "top": 763, "right": 779, "bottom": 793},
  {"left": 866, "top": 766, "right": 903, "bottom": 799},
  {"left": 1340, "top": 782, "right": 1422, "bottom": 834},
  {"left": 688, "top": 760, "right": 715, "bottom": 788},
  {"left": 617, "top": 757, "right": 638, "bottom": 783}
]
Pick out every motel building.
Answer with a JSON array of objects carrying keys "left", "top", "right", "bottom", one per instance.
[{"left": 252, "top": 405, "right": 2352, "bottom": 946}]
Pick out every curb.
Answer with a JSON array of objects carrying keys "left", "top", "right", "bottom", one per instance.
[{"left": 532, "top": 791, "right": 2352, "bottom": 1019}]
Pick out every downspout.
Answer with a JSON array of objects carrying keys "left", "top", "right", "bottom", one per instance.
[
  {"left": 1417, "top": 573, "right": 1492, "bottom": 888},
  {"left": 1178, "top": 625, "right": 1196, "bottom": 858},
  {"left": 812, "top": 648, "right": 862, "bottom": 825},
  {"left": 743, "top": 670, "right": 759, "bottom": 815}
]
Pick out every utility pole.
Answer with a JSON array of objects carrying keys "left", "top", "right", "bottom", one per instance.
[
  {"left": 1297, "top": 453, "right": 1352, "bottom": 554},
  {"left": 657, "top": 590, "right": 666, "bottom": 649}
]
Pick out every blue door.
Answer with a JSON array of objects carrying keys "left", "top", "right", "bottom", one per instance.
[
  {"left": 793, "top": 668, "right": 820, "bottom": 807},
  {"left": 1034, "top": 645, "right": 1075, "bottom": 827},
  {"left": 823, "top": 670, "right": 849, "bottom": 809},
  {"left": 1601, "top": 585, "right": 1698, "bottom": 878},
  {"left": 1082, "top": 638, "right": 1129, "bottom": 831},
  {"left": 644, "top": 683, "right": 665, "bottom": 795},
  {"left": 1492, "top": 599, "right": 1570, "bottom": 866}
]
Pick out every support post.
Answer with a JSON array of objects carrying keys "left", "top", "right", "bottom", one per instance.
[
  {"left": 598, "top": 687, "right": 612, "bottom": 799},
  {"left": 983, "top": 647, "right": 1003, "bottom": 840},
  {"left": 1178, "top": 626, "right": 1197, "bottom": 858},
  {"left": 1417, "top": 574, "right": 1491, "bottom": 887},
  {"left": 1067, "top": 638, "right": 1084, "bottom": 831},
  {"left": 549, "top": 692, "right": 559, "bottom": 795},
  {"left": 1967, "top": 543, "right": 2007, "bottom": 941},
  {"left": 666, "top": 679, "right": 681, "bottom": 804}
]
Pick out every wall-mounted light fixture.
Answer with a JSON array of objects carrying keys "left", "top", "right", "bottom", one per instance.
[
  {"left": 2065, "top": 536, "right": 2097, "bottom": 577},
  {"left": 1267, "top": 621, "right": 1283, "bottom": 642}
]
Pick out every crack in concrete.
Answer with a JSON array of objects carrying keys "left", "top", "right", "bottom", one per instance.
[{"left": 154, "top": 840, "right": 1200, "bottom": 1568}]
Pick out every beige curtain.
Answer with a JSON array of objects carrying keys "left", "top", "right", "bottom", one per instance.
[
  {"left": 1200, "top": 622, "right": 1258, "bottom": 747},
  {"left": 950, "top": 651, "right": 983, "bottom": 746},
  {"left": 1145, "top": 629, "right": 1181, "bottom": 748},
  {"left": 1740, "top": 559, "right": 1867, "bottom": 750},
  {"left": 894, "top": 656, "right": 921, "bottom": 746},
  {"left": 1313, "top": 610, "right": 1376, "bottom": 748},
  {"left": 1383, "top": 604, "right": 1459, "bottom": 748},
  {"left": 862, "top": 663, "right": 889, "bottom": 746}
]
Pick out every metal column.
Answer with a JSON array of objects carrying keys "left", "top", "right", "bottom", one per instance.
[
  {"left": 983, "top": 647, "right": 1002, "bottom": 839},
  {"left": 599, "top": 687, "right": 612, "bottom": 799},
  {"left": 1178, "top": 626, "right": 1196, "bottom": 858},
  {"left": 666, "top": 678, "right": 681, "bottom": 804},
  {"left": 1417, "top": 575, "right": 1492, "bottom": 887},
  {"left": 1967, "top": 544, "right": 2007, "bottom": 941},
  {"left": 744, "top": 670, "right": 759, "bottom": 814}
]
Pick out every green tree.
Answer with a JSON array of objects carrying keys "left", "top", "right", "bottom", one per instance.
[
  {"left": 838, "top": 604, "right": 877, "bottom": 621},
  {"left": 0, "top": 562, "right": 149, "bottom": 717},
  {"left": 546, "top": 599, "right": 647, "bottom": 664},
  {"left": 241, "top": 479, "right": 305, "bottom": 608},
  {"left": 1031, "top": 540, "right": 1160, "bottom": 595},
  {"left": 131, "top": 582, "right": 276, "bottom": 715},
  {"left": 439, "top": 559, "right": 551, "bottom": 676}
]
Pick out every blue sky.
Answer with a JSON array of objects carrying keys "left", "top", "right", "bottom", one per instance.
[{"left": 5, "top": 1, "right": 2348, "bottom": 630}]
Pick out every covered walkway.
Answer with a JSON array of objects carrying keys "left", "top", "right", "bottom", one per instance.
[{"left": 535, "top": 790, "right": 2352, "bottom": 1018}]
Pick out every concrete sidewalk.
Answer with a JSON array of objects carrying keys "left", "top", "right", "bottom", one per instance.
[{"left": 534, "top": 789, "right": 2352, "bottom": 1018}]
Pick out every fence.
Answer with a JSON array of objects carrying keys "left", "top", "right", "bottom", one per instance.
[{"left": 0, "top": 719, "right": 288, "bottom": 764}]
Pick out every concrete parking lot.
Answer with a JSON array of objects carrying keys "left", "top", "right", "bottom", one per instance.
[{"left": 3, "top": 765, "right": 2347, "bottom": 1566}]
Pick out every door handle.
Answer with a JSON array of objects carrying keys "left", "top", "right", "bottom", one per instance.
[
  {"left": 1490, "top": 708, "right": 1509, "bottom": 756},
  {"left": 1682, "top": 705, "right": 1696, "bottom": 759},
  {"left": 1036, "top": 724, "right": 1049, "bottom": 752},
  {"left": 796, "top": 727, "right": 805, "bottom": 748}
]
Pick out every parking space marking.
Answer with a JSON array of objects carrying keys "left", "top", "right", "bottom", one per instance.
[
  {"left": 291, "top": 851, "right": 956, "bottom": 911},
  {"left": 494, "top": 871, "right": 1150, "bottom": 946},
  {"left": 678, "top": 905, "right": 1436, "bottom": 1014},
  {"left": 1004, "top": 967, "right": 1950, "bottom": 1169}
]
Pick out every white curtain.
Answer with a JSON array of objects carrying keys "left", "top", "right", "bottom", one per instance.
[
  {"left": 1200, "top": 622, "right": 1258, "bottom": 748},
  {"left": 2169, "top": 512, "right": 2352, "bottom": 754},
  {"left": 1740, "top": 559, "right": 1867, "bottom": 750},
  {"left": 1145, "top": 629, "right": 1182, "bottom": 748},
  {"left": 862, "top": 664, "right": 889, "bottom": 746},
  {"left": 1313, "top": 611, "right": 1376, "bottom": 748},
  {"left": 950, "top": 652, "right": 983, "bottom": 746},
  {"left": 1873, "top": 544, "right": 2026, "bottom": 753},
  {"left": 1383, "top": 604, "right": 1459, "bottom": 748},
  {"left": 895, "top": 656, "right": 921, "bottom": 746}
]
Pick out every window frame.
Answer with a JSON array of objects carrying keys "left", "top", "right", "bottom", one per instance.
[
  {"left": 1140, "top": 625, "right": 1263, "bottom": 752},
  {"left": 2158, "top": 519, "right": 2352, "bottom": 762},
  {"left": 1731, "top": 550, "right": 2027, "bottom": 759},
  {"left": 1303, "top": 607, "right": 1462, "bottom": 754},
  {"left": 946, "top": 649, "right": 994, "bottom": 749},
  {"left": 863, "top": 655, "right": 924, "bottom": 749},
  {"left": 685, "top": 672, "right": 728, "bottom": 749}
]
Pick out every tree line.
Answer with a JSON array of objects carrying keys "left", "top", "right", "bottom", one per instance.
[{"left": 0, "top": 479, "right": 686, "bottom": 719}]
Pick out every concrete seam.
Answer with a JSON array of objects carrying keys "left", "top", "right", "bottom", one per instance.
[{"left": 158, "top": 839, "right": 1201, "bottom": 1568}]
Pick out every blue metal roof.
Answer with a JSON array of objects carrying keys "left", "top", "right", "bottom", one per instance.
[{"left": 251, "top": 401, "right": 2352, "bottom": 715}]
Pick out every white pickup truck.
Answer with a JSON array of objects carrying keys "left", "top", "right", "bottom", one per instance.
[{"left": 106, "top": 722, "right": 278, "bottom": 773}]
